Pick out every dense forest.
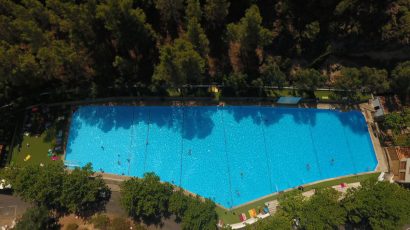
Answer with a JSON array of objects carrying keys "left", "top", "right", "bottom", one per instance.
[{"left": 0, "top": 0, "right": 410, "bottom": 139}]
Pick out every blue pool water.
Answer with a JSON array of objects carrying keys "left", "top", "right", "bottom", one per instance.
[{"left": 66, "top": 106, "right": 377, "bottom": 208}]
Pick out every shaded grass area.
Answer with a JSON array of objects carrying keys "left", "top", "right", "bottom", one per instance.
[
  {"left": 165, "top": 87, "right": 371, "bottom": 101},
  {"left": 266, "top": 89, "right": 371, "bottom": 101},
  {"left": 394, "top": 133, "right": 410, "bottom": 146},
  {"left": 216, "top": 172, "right": 379, "bottom": 224},
  {"left": 11, "top": 125, "right": 60, "bottom": 166}
]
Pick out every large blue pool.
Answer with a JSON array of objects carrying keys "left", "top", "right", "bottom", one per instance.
[{"left": 66, "top": 106, "right": 377, "bottom": 208}]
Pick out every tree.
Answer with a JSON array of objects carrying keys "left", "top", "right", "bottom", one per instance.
[
  {"left": 91, "top": 214, "right": 110, "bottom": 230},
  {"left": 391, "top": 61, "right": 410, "bottom": 102},
  {"left": 180, "top": 198, "right": 217, "bottom": 230},
  {"left": 300, "top": 188, "right": 346, "bottom": 230},
  {"left": 153, "top": 39, "right": 205, "bottom": 85},
  {"left": 14, "top": 206, "right": 58, "bottom": 230},
  {"left": 360, "top": 67, "right": 389, "bottom": 94},
  {"left": 5, "top": 163, "right": 109, "bottom": 217},
  {"left": 278, "top": 190, "right": 305, "bottom": 220},
  {"left": 10, "top": 162, "right": 65, "bottom": 210},
  {"left": 384, "top": 112, "right": 405, "bottom": 134},
  {"left": 223, "top": 72, "right": 248, "bottom": 96},
  {"left": 334, "top": 67, "right": 362, "bottom": 99},
  {"left": 168, "top": 190, "right": 189, "bottom": 221},
  {"left": 110, "top": 217, "right": 132, "bottom": 230},
  {"left": 96, "top": 0, "right": 157, "bottom": 82},
  {"left": 120, "top": 172, "right": 173, "bottom": 220},
  {"left": 382, "top": 1, "right": 410, "bottom": 45},
  {"left": 227, "top": 5, "right": 272, "bottom": 52},
  {"left": 204, "top": 0, "right": 230, "bottom": 27},
  {"left": 246, "top": 212, "right": 292, "bottom": 230},
  {"left": 60, "top": 163, "right": 110, "bottom": 216},
  {"left": 294, "top": 68, "right": 326, "bottom": 97},
  {"left": 186, "top": 19, "right": 210, "bottom": 57},
  {"left": 342, "top": 179, "right": 410, "bottom": 230},
  {"left": 302, "top": 21, "right": 320, "bottom": 42},
  {"left": 260, "top": 57, "right": 286, "bottom": 88},
  {"left": 154, "top": 0, "right": 183, "bottom": 26},
  {"left": 37, "top": 40, "right": 93, "bottom": 82},
  {"left": 185, "top": 0, "right": 202, "bottom": 22},
  {"left": 227, "top": 5, "right": 272, "bottom": 76}
]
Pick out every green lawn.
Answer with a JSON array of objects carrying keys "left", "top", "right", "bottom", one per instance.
[
  {"left": 216, "top": 172, "right": 379, "bottom": 224},
  {"left": 266, "top": 88, "right": 371, "bottom": 101},
  {"left": 11, "top": 125, "right": 62, "bottom": 166},
  {"left": 394, "top": 133, "right": 410, "bottom": 146}
]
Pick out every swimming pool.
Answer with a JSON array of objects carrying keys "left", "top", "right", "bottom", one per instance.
[{"left": 66, "top": 106, "right": 377, "bottom": 208}]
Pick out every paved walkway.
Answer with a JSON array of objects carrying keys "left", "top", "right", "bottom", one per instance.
[
  {"left": 359, "top": 103, "right": 388, "bottom": 172},
  {"left": 0, "top": 194, "right": 31, "bottom": 227},
  {"left": 0, "top": 191, "right": 180, "bottom": 230}
]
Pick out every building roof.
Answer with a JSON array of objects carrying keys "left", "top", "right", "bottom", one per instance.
[
  {"left": 372, "top": 97, "right": 385, "bottom": 117},
  {"left": 277, "top": 97, "right": 302, "bottom": 105},
  {"left": 386, "top": 147, "right": 410, "bottom": 183}
]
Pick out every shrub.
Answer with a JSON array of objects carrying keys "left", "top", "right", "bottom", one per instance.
[
  {"left": 65, "top": 223, "right": 79, "bottom": 230},
  {"left": 92, "top": 214, "right": 110, "bottom": 230},
  {"left": 109, "top": 217, "right": 130, "bottom": 230},
  {"left": 91, "top": 215, "right": 110, "bottom": 230}
]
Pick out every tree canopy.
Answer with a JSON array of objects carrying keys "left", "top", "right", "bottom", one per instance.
[
  {"left": 294, "top": 68, "right": 326, "bottom": 97},
  {"left": 392, "top": 61, "right": 410, "bottom": 102},
  {"left": 120, "top": 172, "right": 173, "bottom": 220},
  {"left": 120, "top": 172, "right": 218, "bottom": 228},
  {"left": 153, "top": 39, "right": 205, "bottom": 86},
  {"left": 14, "top": 206, "right": 59, "bottom": 230},
  {"left": 180, "top": 198, "right": 217, "bottom": 230},
  {"left": 260, "top": 179, "right": 410, "bottom": 230},
  {"left": 300, "top": 188, "right": 346, "bottom": 230},
  {"left": 1, "top": 0, "right": 410, "bottom": 141},
  {"left": 3, "top": 162, "right": 110, "bottom": 216},
  {"left": 342, "top": 180, "right": 410, "bottom": 229}
]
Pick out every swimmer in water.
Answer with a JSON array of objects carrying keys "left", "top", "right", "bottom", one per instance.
[{"left": 306, "top": 163, "right": 311, "bottom": 171}]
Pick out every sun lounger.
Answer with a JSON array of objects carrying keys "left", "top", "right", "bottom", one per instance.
[
  {"left": 24, "top": 155, "right": 31, "bottom": 161},
  {"left": 239, "top": 213, "right": 247, "bottom": 222},
  {"left": 54, "top": 146, "right": 62, "bottom": 152},
  {"left": 248, "top": 209, "right": 257, "bottom": 218}
]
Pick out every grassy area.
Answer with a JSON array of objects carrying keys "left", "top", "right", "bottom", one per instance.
[
  {"left": 394, "top": 133, "right": 410, "bottom": 146},
  {"left": 11, "top": 125, "right": 62, "bottom": 166},
  {"left": 216, "top": 172, "right": 379, "bottom": 224},
  {"left": 266, "top": 88, "right": 371, "bottom": 101}
]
